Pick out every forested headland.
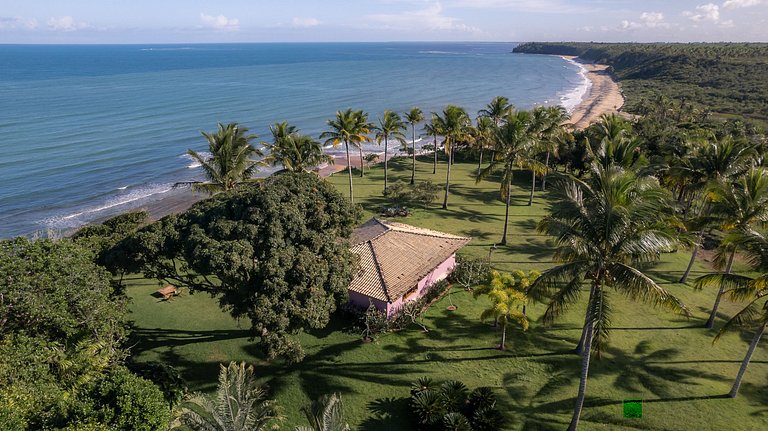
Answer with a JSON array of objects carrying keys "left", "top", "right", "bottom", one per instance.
[{"left": 514, "top": 42, "right": 768, "bottom": 123}]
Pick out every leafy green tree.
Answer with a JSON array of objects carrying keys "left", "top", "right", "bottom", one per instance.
[
  {"left": 181, "top": 362, "right": 280, "bottom": 431},
  {"left": 694, "top": 230, "right": 768, "bottom": 398},
  {"left": 528, "top": 164, "right": 690, "bottom": 431},
  {"left": 434, "top": 106, "right": 471, "bottom": 209},
  {"left": 295, "top": 393, "right": 350, "bottom": 431},
  {"left": 181, "top": 123, "right": 263, "bottom": 195},
  {"left": 321, "top": 109, "right": 372, "bottom": 202},
  {"left": 405, "top": 107, "right": 425, "bottom": 185},
  {"left": 474, "top": 271, "right": 531, "bottom": 350},
  {"left": 263, "top": 122, "right": 331, "bottom": 173},
  {"left": 374, "top": 110, "right": 407, "bottom": 194},
  {"left": 119, "top": 173, "right": 360, "bottom": 361}
]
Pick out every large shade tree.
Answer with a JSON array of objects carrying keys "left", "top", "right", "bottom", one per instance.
[
  {"left": 321, "top": 109, "right": 372, "bottom": 203},
  {"left": 181, "top": 123, "right": 263, "bottom": 195},
  {"left": 528, "top": 163, "right": 690, "bottom": 431},
  {"left": 374, "top": 110, "right": 407, "bottom": 194},
  {"left": 116, "top": 173, "right": 361, "bottom": 362}
]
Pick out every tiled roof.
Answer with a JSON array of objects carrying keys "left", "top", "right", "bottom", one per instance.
[{"left": 349, "top": 219, "right": 470, "bottom": 302}]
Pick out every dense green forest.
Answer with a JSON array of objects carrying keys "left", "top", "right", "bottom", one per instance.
[{"left": 513, "top": 42, "right": 768, "bottom": 123}]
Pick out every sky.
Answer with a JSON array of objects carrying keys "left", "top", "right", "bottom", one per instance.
[{"left": 1, "top": 0, "right": 767, "bottom": 44}]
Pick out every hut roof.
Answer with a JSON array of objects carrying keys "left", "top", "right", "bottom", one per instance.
[{"left": 349, "top": 218, "right": 470, "bottom": 302}]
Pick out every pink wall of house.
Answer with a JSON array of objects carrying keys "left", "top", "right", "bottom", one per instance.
[
  {"left": 348, "top": 290, "right": 388, "bottom": 313},
  {"left": 385, "top": 253, "right": 457, "bottom": 317}
]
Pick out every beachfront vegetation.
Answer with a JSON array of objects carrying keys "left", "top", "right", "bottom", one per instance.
[
  {"left": 513, "top": 42, "right": 768, "bottom": 123},
  {"left": 180, "top": 122, "right": 263, "bottom": 194},
  {"left": 374, "top": 110, "right": 407, "bottom": 194},
  {"left": 321, "top": 109, "right": 373, "bottom": 202},
  {"left": 405, "top": 107, "right": 425, "bottom": 185},
  {"left": 263, "top": 122, "right": 332, "bottom": 173}
]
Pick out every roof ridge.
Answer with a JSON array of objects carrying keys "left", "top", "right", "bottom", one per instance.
[
  {"left": 366, "top": 240, "right": 391, "bottom": 302},
  {"left": 379, "top": 220, "right": 470, "bottom": 240}
]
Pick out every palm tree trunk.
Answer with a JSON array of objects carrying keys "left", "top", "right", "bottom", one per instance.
[
  {"left": 345, "top": 141, "right": 354, "bottom": 203},
  {"left": 569, "top": 318, "right": 595, "bottom": 431},
  {"left": 499, "top": 323, "right": 507, "bottom": 350},
  {"left": 411, "top": 125, "right": 416, "bottom": 185},
  {"left": 528, "top": 169, "right": 536, "bottom": 206},
  {"left": 432, "top": 135, "right": 438, "bottom": 174},
  {"left": 729, "top": 323, "right": 765, "bottom": 398},
  {"left": 680, "top": 230, "right": 703, "bottom": 283},
  {"left": 705, "top": 249, "right": 736, "bottom": 329},
  {"left": 542, "top": 151, "right": 550, "bottom": 191},
  {"left": 477, "top": 149, "right": 483, "bottom": 176},
  {"left": 359, "top": 147, "right": 365, "bottom": 177},
  {"left": 501, "top": 178, "right": 512, "bottom": 245},
  {"left": 442, "top": 145, "right": 452, "bottom": 209},
  {"left": 576, "top": 284, "right": 597, "bottom": 355},
  {"left": 384, "top": 137, "right": 389, "bottom": 194}
]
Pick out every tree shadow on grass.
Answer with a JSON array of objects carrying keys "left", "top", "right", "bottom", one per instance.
[
  {"left": 500, "top": 237, "right": 557, "bottom": 261},
  {"left": 359, "top": 396, "right": 412, "bottom": 431},
  {"left": 129, "top": 328, "right": 252, "bottom": 356}
]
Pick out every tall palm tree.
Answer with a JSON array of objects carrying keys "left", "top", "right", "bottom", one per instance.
[
  {"left": 295, "top": 393, "right": 350, "bottom": 431},
  {"left": 405, "top": 107, "right": 425, "bottom": 185},
  {"left": 181, "top": 362, "right": 281, "bottom": 431},
  {"left": 181, "top": 123, "right": 263, "bottom": 195},
  {"left": 478, "top": 111, "right": 535, "bottom": 245},
  {"left": 374, "top": 110, "right": 407, "bottom": 194},
  {"left": 423, "top": 114, "right": 442, "bottom": 175},
  {"left": 694, "top": 229, "right": 768, "bottom": 397},
  {"left": 698, "top": 168, "right": 768, "bottom": 328},
  {"left": 434, "top": 106, "right": 471, "bottom": 210},
  {"left": 472, "top": 116, "right": 495, "bottom": 176},
  {"left": 321, "top": 109, "right": 372, "bottom": 203},
  {"left": 528, "top": 164, "right": 690, "bottom": 431},
  {"left": 479, "top": 96, "right": 514, "bottom": 161},
  {"left": 534, "top": 106, "right": 570, "bottom": 191},
  {"left": 474, "top": 270, "right": 531, "bottom": 350},
  {"left": 263, "top": 133, "right": 332, "bottom": 173},
  {"left": 678, "top": 136, "right": 756, "bottom": 283}
]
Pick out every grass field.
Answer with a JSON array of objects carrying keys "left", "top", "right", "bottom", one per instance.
[{"left": 127, "top": 155, "right": 768, "bottom": 430}]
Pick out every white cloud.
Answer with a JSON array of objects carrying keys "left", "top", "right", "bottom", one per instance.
[
  {"left": 47, "top": 16, "right": 88, "bottom": 32},
  {"left": 0, "top": 16, "right": 38, "bottom": 30},
  {"left": 290, "top": 17, "right": 321, "bottom": 28},
  {"left": 367, "top": 1, "right": 482, "bottom": 34},
  {"left": 621, "top": 11, "right": 670, "bottom": 30},
  {"left": 723, "top": 0, "right": 764, "bottom": 9},
  {"left": 199, "top": 13, "right": 239, "bottom": 31},
  {"left": 684, "top": 4, "right": 721, "bottom": 22}
]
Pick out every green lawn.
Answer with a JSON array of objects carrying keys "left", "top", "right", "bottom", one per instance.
[{"left": 127, "top": 155, "right": 768, "bottom": 430}]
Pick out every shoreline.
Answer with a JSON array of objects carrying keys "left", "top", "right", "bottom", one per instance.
[{"left": 561, "top": 55, "right": 626, "bottom": 129}]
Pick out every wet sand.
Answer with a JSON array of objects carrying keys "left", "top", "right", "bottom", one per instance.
[{"left": 564, "top": 56, "right": 626, "bottom": 130}]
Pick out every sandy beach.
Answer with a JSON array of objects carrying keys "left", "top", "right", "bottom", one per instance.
[{"left": 563, "top": 56, "right": 625, "bottom": 130}]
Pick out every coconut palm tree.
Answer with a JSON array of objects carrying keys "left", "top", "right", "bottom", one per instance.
[
  {"left": 263, "top": 122, "right": 331, "bottom": 173},
  {"left": 321, "top": 109, "right": 372, "bottom": 203},
  {"left": 423, "top": 114, "right": 442, "bottom": 175},
  {"left": 698, "top": 168, "right": 768, "bottom": 328},
  {"left": 295, "top": 393, "right": 350, "bottom": 431},
  {"left": 374, "top": 110, "right": 407, "bottom": 194},
  {"left": 478, "top": 96, "right": 514, "bottom": 128},
  {"left": 478, "top": 111, "right": 535, "bottom": 245},
  {"left": 405, "top": 107, "right": 425, "bottom": 185},
  {"left": 695, "top": 229, "right": 768, "bottom": 397},
  {"left": 528, "top": 163, "right": 690, "bottom": 431},
  {"left": 474, "top": 270, "right": 532, "bottom": 350},
  {"left": 472, "top": 116, "right": 496, "bottom": 176},
  {"left": 534, "top": 106, "right": 570, "bottom": 191},
  {"left": 180, "top": 362, "right": 281, "bottom": 431},
  {"left": 434, "top": 106, "right": 471, "bottom": 210},
  {"left": 181, "top": 123, "right": 263, "bottom": 195}
]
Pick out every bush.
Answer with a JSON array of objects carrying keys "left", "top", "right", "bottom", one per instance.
[
  {"left": 449, "top": 256, "right": 491, "bottom": 290},
  {"left": 126, "top": 361, "right": 187, "bottom": 407},
  {"left": 384, "top": 181, "right": 441, "bottom": 209},
  {"left": 408, "top": 377, "right": 503, "bottom": 431}
]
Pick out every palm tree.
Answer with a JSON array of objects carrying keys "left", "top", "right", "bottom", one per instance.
[
  {"left": 423, "top": 114, "right": 442, "bottom": 175},
  {"left": 295, "top": 393, "right": 350, "bottom": 431},
  {"left": 263, "top": 123, "right": 331, "bottom": 173},
  {"left": 474, "top": 270, "right": 531, "bottom": 350},
  {"left": 528, "top": 163, "right": 690, "bottom": 431},
  {"left": 478, "top": 112, "right": 535, "bottom": 245},
  {"left": 321, "top": 109, "right": 372, "bottom": 203},
  {"left": 181, "top": 123, "right": 263, "bottom": 195},
  {"left": 534, "top": 106, "right": 570, "bottom": 191},
  {"left": 479, "top": 96, "right": 514, "bottom": 161},
  {"left": 472, "top": 116, "right": 495, "bottom": 176},
  {"left": 694, "top": 229, "right": 768, "bottom": 397},
  {"left": 405, "top": 107, "right": 425, "bottom": 185},
  {"left": 698, "top": 168, "right": 768, "bottom": 328},
  {"left": 374, "top": 110, "right": 407, "bottom": 194},
  {"left": 180, "top": 362, "right": 281, "bottom": 431},
  {"left": 434, "top": 106, "right": 471, "bottom": 210}
]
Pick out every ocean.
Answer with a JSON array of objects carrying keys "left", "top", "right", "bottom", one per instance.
[{"left": 0, "top": 42, "right": 588, "bottom": 238}]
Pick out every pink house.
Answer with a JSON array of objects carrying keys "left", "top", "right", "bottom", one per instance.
[{"left": 348, "top": 218, "right": 471, "bottom": 317}]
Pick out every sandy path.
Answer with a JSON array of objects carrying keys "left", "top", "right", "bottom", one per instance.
[{"left": 564, "top": 56, "right": 626, "bottom": 130}]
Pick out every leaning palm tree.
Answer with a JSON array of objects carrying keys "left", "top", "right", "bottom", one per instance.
[
  {"left": 423, "top": 114, "right": 442, "bottom": 175},
  {"left": 405, "top": 107, "right": 425, "bottom": 185},
  {"left": 295, "top": 393, "right": 350, "bottom": 431},
  {"left": 374, "top": 110, "right": 407, "bottom": 194},
  {"left": 263, "top": 133, "right": 332, "bottom": 174},
  {"left": 321, "top": 109, "right": 372, "bottom": 203},
  {"left": 698, "top": 167, "right": 768, "bottom": 328},
  {"left": 180, "top": 362, "right": 281, "bottom": 431},
  {"left": 528, "top": 163, "right": 690, "bottom": 431},
  {"left": 434, "top": 106, "right": 471, "bottom": 210},
  {"left": 181, "top": 123, "right": 263, "bottom": 195}
]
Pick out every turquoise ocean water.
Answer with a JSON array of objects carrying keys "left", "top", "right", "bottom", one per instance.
[{"left": 0, "top": 43, "right": 587, "bottom": 238}]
